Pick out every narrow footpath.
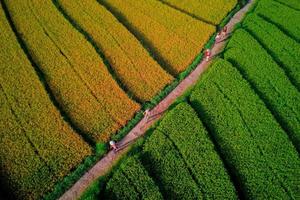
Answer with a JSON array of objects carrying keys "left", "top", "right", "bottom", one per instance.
[{"left": 59, "top": 1, "right": 254, "bottom": 199}]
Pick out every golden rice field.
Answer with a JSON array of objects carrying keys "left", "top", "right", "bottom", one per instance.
[{"left": 0, "top": 0, "right": 238, "bottom": 199}]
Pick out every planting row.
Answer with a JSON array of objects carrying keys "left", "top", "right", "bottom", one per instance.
[
  {"left": 101, "top": 0, "right": 215, "bottom": 75},
  {"left": 224, "top": 28, "right": 300, "bottom": 152},
  {"left": 254, "top": 0, "right": 300, "bottom": 42},
  {"left": 4, "top": 0, "right": 139, "bottom": 142},
  {"left": 102, "top": 102, "right": 237, "bottom": 199},
  {"left": 55, "top": 0, "right": 173, "bottom": 102},
  {"left": 242, "top": 13, "right": 300, "bottom": 90},
  {"left": 190, "top": 59, "right": 300, "bottom": 199},
  {"left": 160, "top": 0, "right": 238, "bottom": 25},
  {"left": 274, "top": 0, "right": 300, "bottom": 10},
  {"left": 0, "top": 4, "right": 91, "bottom": 200},
  {"left": 104, "top": 156, "right": 163, "bottom": 200},
  {"left": 95, "top": 58, "right": 300, "bottom": 199}
]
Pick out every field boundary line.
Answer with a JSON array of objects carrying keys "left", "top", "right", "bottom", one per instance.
[
  {"left": 157, "top": 0, "right": 216, "bottom": 26},
  {"left": 59, "top": 1, "right": 255, "bottom": 199},
  {"left": 0, "top": 0, "right": 96, "bottom": 146}
]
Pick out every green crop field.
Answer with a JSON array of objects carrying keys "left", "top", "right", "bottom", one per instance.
[
  {"left": 79, "top": 0, "right": 300, "bottom": 199},
  {"left": 0, "top": 0, "right": 299, "bottom": 199}
]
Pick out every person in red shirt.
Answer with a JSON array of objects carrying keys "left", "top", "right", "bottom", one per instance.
[{"left": 205, "top": 49, "right": 211, "bottom": 61}]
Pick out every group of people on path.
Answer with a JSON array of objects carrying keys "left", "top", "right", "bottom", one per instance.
[
  {"left": 109, "top": 108, "right": 153, "bottom": 152},
  {"left": 109, "top": 26, "right": 229, "bottom": 153},
  {"left": 205, "top": 26, "right": 228, "bottom": 61}
]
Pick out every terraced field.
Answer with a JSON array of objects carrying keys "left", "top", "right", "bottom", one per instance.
[
  {"left": 0, "top": 0, "right": 239, "bottom": 199},
  {"left": 80, "top": 0, "right": 300, "bottom": 199}
]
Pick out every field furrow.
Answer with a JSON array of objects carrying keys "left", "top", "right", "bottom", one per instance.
[
  {"left": 55, "top": 0, "right": 173, "bottom": 102},
  {"left": 243, "top": 14, "right": 300, "bottom": 91},
  {"left": 101, "top": 0, "right": 215, "bottom": 75},
  {"left": 0, "top": 3, "right": 92, "bottom": 199},
  {"left": 142, "top": 129, "right": 203, "bottom": 199},
  {"left": 3, "top": 0, "right": 140, "bottom": 142},
  {"left": 190, "top": 59, "right": 300, "bottom": 199},
  {"left": 104, "top": 157, "right": 163, "bottom": 200},
  {"left": 273, "top": 0, "right": 300, "bottom": 11},
  {"left": 224, "top": 29, "right": 300, "bottom": 152},
  {"left": 156, "top": 103, "right": 238, "bottom": 199},
  {"left": 254, "top": 0, "right": 300, "bottom": 42},
  {"left": 159, "top": 0, "right": 238, "bottom": 25}
]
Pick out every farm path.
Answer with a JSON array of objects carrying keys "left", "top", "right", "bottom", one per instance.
[{"left": 59, "top": 1, "right": 254, "bottom": 199}]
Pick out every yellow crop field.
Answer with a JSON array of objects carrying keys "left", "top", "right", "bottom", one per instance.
[
  {"left": 57, "top": 0, "right": 173, "bottom": 102},
  {"left": 102, "top": 0, "right": 215, "bottom": 75},
  {"left": 0, "top": 3, "right": 91, "bottom": 199},
  {"left": 160, "top": 0, "right": 238, "bottom": 25},
  {"left": 5, "top": 0, "right": 139, "bottom": 142},
  {"left": 0, "top": 0, "right": 242, "bottom": 199}
]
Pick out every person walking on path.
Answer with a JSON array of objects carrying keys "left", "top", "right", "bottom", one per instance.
[
  {"left": 205, "top": 49, "right": 211, "bottom": 61},
  {"left": 143, "top": 108, "right": 151, "bottom": 121},
  {"left": 109, "top": 140, "right": 118, "bottom": 152},
  {"left": 221, "top": 26, "right": 228, "bottom": 38},
  {"left": 215, "top": 31, "right": 221, "bottom": 42}
]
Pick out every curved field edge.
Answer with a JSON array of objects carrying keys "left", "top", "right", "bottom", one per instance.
[
  {"left": 45, "top": 1, "right": 246, "bottom": 200},
  {"left": 80, "top": 57, "right": 300, "bottom": 199},
  {"left": 72, "top": 1, "right": 252, "bottom": 199},
  {"left": 79, "top": 0, "right": 300, "bottom": 198},
  {"left": 0, "top": 1, "right": 92, "bottom": 199},
  {"left": 53, "top": 0, "right": 174, "bottom": 103}
]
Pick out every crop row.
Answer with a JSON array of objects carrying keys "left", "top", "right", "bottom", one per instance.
[
  {"left": 55, "top": 0, "right": 173, "bottom": 102},
  {"left": 102, "top": 102, "right": 238, "bottom": 199},
  {"left": 0, "top": 4, "right": 92, "bottom": 200},
  {"left": 4, "top": 0, "right": 140, "bottom": 142},
  {"left": 274, "top": 0, "right": 300, "bottom": 10},
  {"left": 242, "top": 13, "right": 300, "bottom": 90},
  {"left": 156, "top": 103, "right": 237, "bottom": 199},
  {"left": 101, "top": 0, "right": 215, "bottom": 75},
  {"left": 254, "top": 0, "right": 300, "bottom": 42},
  {"left": 104, "top": 156, "right": 163, "bottom": 200},
  {"left": 224, "top": 28, "right": 300, "bottom": 152},
  {"left": 141, "top": 129, "right": 202, "bottom": 199},
  {"left": 100, "top": 58, "right": 300, "bottom": 199},
  {"left": 190, "top": 59, "right": 300, "bottom": 199},
  {"left": 160, "top": 0, "right": 238, "bottom": 25}
]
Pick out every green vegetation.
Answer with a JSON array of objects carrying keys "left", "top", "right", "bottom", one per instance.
[
  {"left": 254, "top": 0, "right": 300, "bottom": 41},
  {"left": 82, "top": 1, "right": 300, "bottom": 198},
  {"left": 92, "top": 102, "right": 238, "bottom": 199},
  {"left": 156, "top": 103, "right": 237, "bottom": 199},
  {"left": 104, "top": 157, "right": 163, "bottom": 200},
  {"left": 243, "top": 13, "right": 300, "bottom": 90},
  {"left": 274, "top": 0, "right": 300, "bottom": 10},
  {"left": 190, "top": 59, "right": 300, "bottom": 199},
  {"left": 3, "top": 0, "right": 300, "bottom": 199},
  {"left": 142, "top": 129, "right": 202, "bottom": 199},
  {"left": 224, "top": 29, "right": 300, "bottom": 152}
]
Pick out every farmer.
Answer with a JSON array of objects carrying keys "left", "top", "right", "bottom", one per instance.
[
  {"left": 109, "top": 140, "right": 118, "bottom": 152},
  {"left": 221, "top": 26, "right": 228, "bottom": 38},
  {"left": 215, "top": 31, "right": 221, "bottom": 41},
  {"left": 143, "top": 108, "right": 151, "bottom": 119},
  {"left": 205, "top": 49, "right": 211, "bottom": 61}
]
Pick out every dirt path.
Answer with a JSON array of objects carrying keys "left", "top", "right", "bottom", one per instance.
[{"left": 59, "top": 1, "right": 254, "bottom": 199}]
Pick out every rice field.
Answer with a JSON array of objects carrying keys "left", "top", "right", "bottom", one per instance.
[{"left": 0, "top": 0, "right": 238, "bottom": 199}]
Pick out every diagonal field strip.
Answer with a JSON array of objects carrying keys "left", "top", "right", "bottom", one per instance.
[{"left": 59, "top": 1, "right": 254, "bottom": 199}]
